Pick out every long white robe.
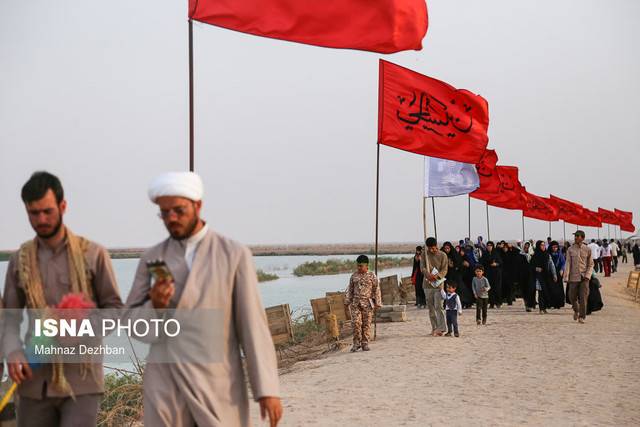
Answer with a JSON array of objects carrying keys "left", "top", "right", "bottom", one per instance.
[{"left": 126, "top": 229, "right": 279, "bottom": 426}]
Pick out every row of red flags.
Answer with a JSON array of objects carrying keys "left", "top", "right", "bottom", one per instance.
[
  {"left": 375, "top": 61, "right": 635, "bottom": 233},
  {"left": 187, "top": 1, "right": 633, "bottom": 232}
]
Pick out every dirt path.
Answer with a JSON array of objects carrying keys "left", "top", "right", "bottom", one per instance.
[{"left": 252, "top": 263, "right": 640, "bottom": 426}]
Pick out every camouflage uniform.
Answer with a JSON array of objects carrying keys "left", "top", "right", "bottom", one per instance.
[{"left": 345, "top": 271, "right": 381, "bottom": 346}]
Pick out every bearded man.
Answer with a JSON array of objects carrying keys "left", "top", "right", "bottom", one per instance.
[
  {"left": 126, "top": 172, "right": 282, "bottom": 427},
  {"left": 2, "top": 171, "right": 123, "bottom": 426}
]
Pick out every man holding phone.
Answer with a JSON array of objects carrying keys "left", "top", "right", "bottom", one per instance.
[
  {"left": 2, "top": 171, "right": 123, "bottom": 426},
  {"left": 126, "top": 172, "right": 282, "bottom": 427}
]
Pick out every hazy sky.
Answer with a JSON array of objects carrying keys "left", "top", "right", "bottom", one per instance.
[{"left": 1, "top": 0, "right": 639, "bottom": 250}]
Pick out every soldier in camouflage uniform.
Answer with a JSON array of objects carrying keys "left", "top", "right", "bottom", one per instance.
[{"left": 345, "top": 255, "right": 382, "bottom": 352}]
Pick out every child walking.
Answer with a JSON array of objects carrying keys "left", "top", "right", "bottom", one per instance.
[
  {"left": 444, "top": 282, "right": 463, "bottom": 337},
  {"left": 472, "top": 266, "right": 491, "bottom": 325}
]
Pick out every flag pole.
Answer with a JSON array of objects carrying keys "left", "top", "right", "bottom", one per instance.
[
  {"left": 608, "top": 224, "right": 610, "bottom": 240},
  {"left": 549, "top": 221, "right": 552, "bottom": 239},
  {"left": 468, "top": 195, "right": 471, "bottom": 241},
  {"left": 486, "top": 203, "right": 491, "bottom": 241},
  {"left": 522, "top": 213, "right": 525, "bottom": 242},
  {"left": 597, "top": 227, "right": 600, "bottom": 240},
  {"left": 431, "top": 197, "right": 438, "bottom": 242},
  {"left": 563, "top": 220, "right": 566, "bottom": 243},
  {"left": 422, "top": 197, "right": 428, "bottom": 242},
  {"left": 188, "top": 19, "right": 195, "bottom": 172},
  {"left": 374, "top": 144, "right": 380, "bottom": 275}
]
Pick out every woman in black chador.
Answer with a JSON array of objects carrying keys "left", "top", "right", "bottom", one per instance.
[
  {"left": 442, "top": 242, "right": 474, "bottom": 308},
  {"left": 500, "top": 242, "right": 518, "bottom": 306},
  {"left": 411, "top": 246, "right": 426, "bottom": 308},
  {"left": 481, "top": 241, "right": 503, "bottom": 308},
  {"left": 530, "top": 240, "right": 558, "bottom": 314}
]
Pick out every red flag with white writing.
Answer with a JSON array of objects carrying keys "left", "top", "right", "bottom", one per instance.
[
  {"left": 378, "top": 60, "right": 489, "bottom": 163},
  {"left": 486, "top": 166, "right": 525, "bottom": 210},
  {"left": 469, "top": 149, "right": 500, "bottom": 201},
  {"left": 189, "top": 0, "right": 428, "bottom": 54},
  {"left": 522, "top": 190, "right": 558, "bottom": 221},
  {"left": 549, "top": 195, "right": 584, "bottom": 225}
]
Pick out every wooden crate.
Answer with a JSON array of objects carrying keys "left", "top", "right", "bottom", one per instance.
[
  {"left": 626, "top": 271, "right": 640, "bottom": 288},
  {"left": 399, "top": 276, "right": 416, "bottom": 304},
  {"left": 265, "top": 304, "right": 293, "bottom": 346},
  {"left": 379, "top": 275, "right": 399, "bottom": 306},
  {"left": 311, "top": 297, "right": 331, "bottom": 324}
]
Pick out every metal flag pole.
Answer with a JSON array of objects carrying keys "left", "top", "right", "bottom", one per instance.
[
  {"left": 422, "top": 197, "right": 428, "bottom": 243},
  {"left": 608, "top": 224, "right": 611, "bottom": 240},
  {"left": 431, "top": 197, "right": 438, "bottom": 241},
  {"left": 188, "top": 19, "right": 195, "bottom": 171},
  {"left": 486, "top": 203, "right": 491, "bottom": 241},
  {"left": 563, "top": 220, "right": 566, "bottom": 243},
  {"left": 522, "top": 213, "right": 526, "bottom": 242},
  {"left": 597, "top": 227, "right": 600, "bottom": 240},
  {"left": 374, "top": 144, "right": 380, "bottom": 275},
  {"left": 468, "top": 195, "right": 471, "bottom": 240},
  {"left": 549, "top": 221, "right": 552, "bottom": 239}
]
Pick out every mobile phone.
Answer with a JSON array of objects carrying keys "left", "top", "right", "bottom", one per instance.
[{"left": 146, "top": 259, "right": 174, "bottom": 282}]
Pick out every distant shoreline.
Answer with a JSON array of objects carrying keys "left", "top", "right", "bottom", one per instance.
[{"left": 0, "top": 242, "right": 417, "bottom": 262}]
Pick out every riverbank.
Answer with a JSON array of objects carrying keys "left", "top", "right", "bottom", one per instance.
[
  {"left": 252, "top": 263, "right": 640, "bottom": 426},
  {"left": 0, "top": 243, "right": 418, "bottom": 262}
]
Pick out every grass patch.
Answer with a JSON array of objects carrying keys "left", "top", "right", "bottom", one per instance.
[
  {"left": 257, "top": 269, "right": 279, "bottom": 282},
  {"left": 293, "top": 256, "right": 412, "bottom": 277}
]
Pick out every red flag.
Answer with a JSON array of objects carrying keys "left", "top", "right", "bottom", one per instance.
[
  {"left": 598, "top": 208, "right": 620, "bottom": 225},
  {"left": 522, "top": 190, "right": 558, "bottom": 221},
  {"left": 614, "top": 209, "right": 635, "bottom": 232},
  {"left": 189, "top": 0, "right": 428, "bottom": 54},
  {"left": 576, "top": 208, "right": 603, "bottom": 228},
  {"left": 549, "top": 195, "right": 584, "bottom": 225},
  {"left": 614, "top": 208, "right": 633, "bottom": 225},
  {"left": 621, "top": 222, "right": 636, "bottom": 233},
  {"left": 486, "top": 166, "right": 525, "bottom": 210},
  {"left": 378, "top": 60, "right": 489, "bottom": 163},
  {"left": 469, "top": 149, "right": 500, "bottom": 201}
]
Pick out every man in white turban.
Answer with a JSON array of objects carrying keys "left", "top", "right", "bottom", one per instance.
[{"left": 127, "top": 171, "right": 283, "bottom": 427}]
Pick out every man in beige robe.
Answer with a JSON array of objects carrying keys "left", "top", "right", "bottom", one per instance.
[
  {"left": 126, "top": 172, "right": 282, "bottom": 427},
  {"left": 2, "top": 171, "right": 123, "bottom": 426}
]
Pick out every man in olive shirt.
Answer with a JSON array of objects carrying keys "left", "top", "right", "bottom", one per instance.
[
  {"left": 563, "top": 230, "right": 594, "bottom": 324},
  {"left": 420, "top": 237, "right": 448, "bottom": 336},
  {"left": 3, "top": 172, "right": 123, "bottom": 426}
]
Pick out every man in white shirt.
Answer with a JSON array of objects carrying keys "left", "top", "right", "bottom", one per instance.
[{"left": 588, "top": 239, "right": 602, "bottom": 273}]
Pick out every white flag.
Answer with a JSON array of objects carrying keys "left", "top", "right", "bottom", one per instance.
[{"left": 424, "top": 156, "right": 479, "bottom": 197}]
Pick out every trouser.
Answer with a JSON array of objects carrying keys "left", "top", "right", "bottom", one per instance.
[
  {"left": 602, "top": 256, "right": 612, "bottom": 276},
  {"left": 424, "top": 286, "right": 446, "bottom": 332},
  {"left": 476, "top": 298, "right": 488, "bottom": 322},
  {"left": 415, "top": 281, "right": 426, "bottom": 306},
  {"left": 568, "top": 280, "right": 590, "bottom": 320},
  {"left": 350, "top": 304, "right": 374, "bottom": 345},
  {"left": 17, "top": 394, "right": 101, "bottom": 427},
  {"left": 446, "top": 311, "right": 459, "bottom": 334},
  {"left": 593, "top": 258, "right": 600, "bottom": 273},
  {"left": 613, "top": 256, "right": 618, "bottom": 272},
  {"left": 622, "top": 253, "right": 627, "bottom": 263},
  {"left": 537, "top": 282, "right": 547, "bottom": 311}
]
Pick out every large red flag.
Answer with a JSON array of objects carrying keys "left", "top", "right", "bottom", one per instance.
[
  {"left": 378, "top": 60, "right": 489, "bottom": 163},
  {"left": 598, "top": 208, "right": 620, "bottom": 225},
  {"left": 522, "top": 190, "right": 558, "bottom": 221},
  {"left": 549, "top": 195, "right": 584, "bottom": 225},
  {"left": 576, "top": 208, "right": 603, "bottom": 228},
  {"left": 486, "top": 166, "right": 525, "bottom": 210},
  {"left": 189, "top": 0, "right": 428, "bottom": 54},
  {"left": 469, "top": 149, "right": 500, "bottom": 201}
]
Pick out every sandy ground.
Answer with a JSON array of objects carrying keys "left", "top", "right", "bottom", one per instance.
[{"left": 251, "top": 262, "right": 640, "bottom": 427}]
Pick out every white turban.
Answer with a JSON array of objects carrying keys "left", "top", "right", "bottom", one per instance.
[{"left": 148, "top": 172, "right": 204, "bottom": 203}]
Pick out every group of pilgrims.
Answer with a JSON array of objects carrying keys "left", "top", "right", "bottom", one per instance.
[{"left": 411, "top": 236, "right": 613, "bottom": 315}]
